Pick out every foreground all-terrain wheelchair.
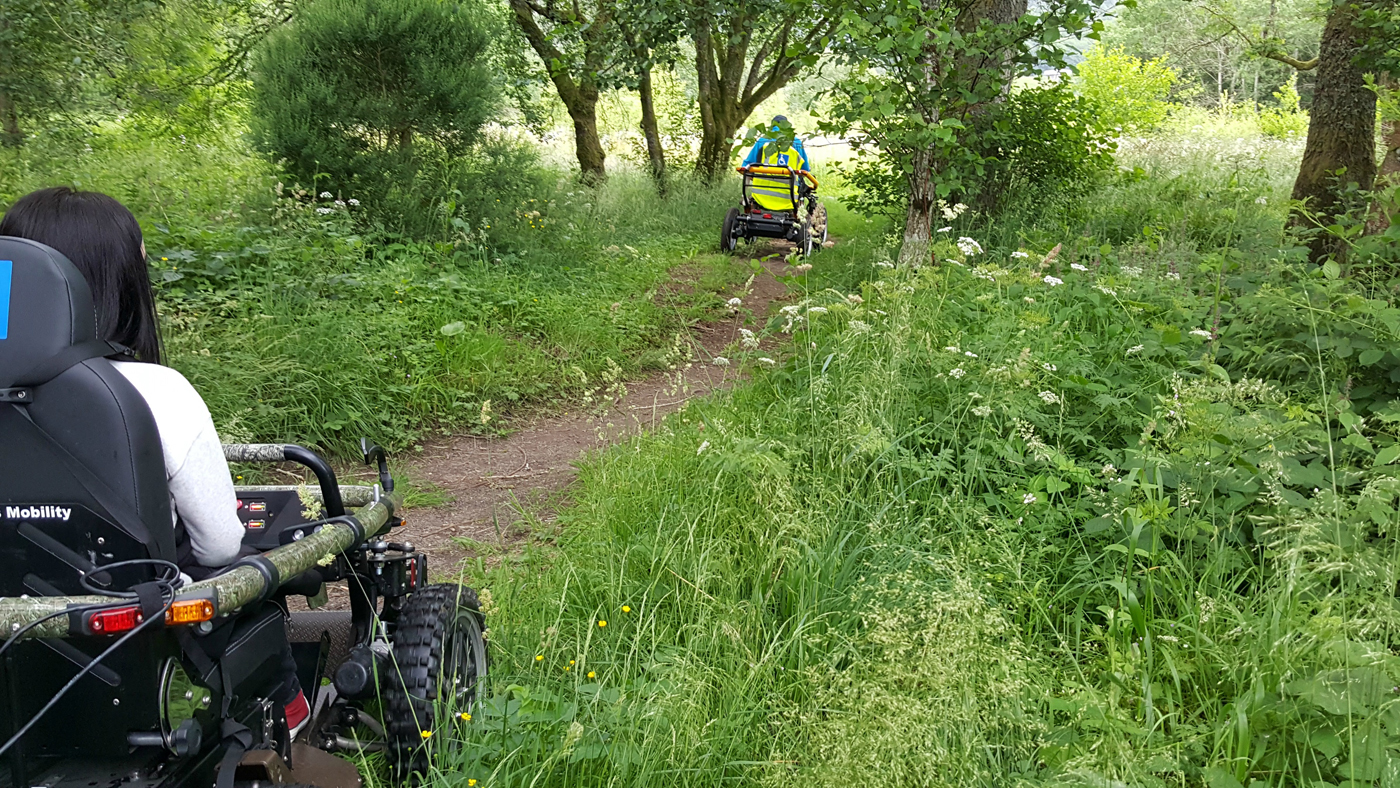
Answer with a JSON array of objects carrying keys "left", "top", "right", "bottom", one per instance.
[
  {"left": 0, "top": 237, "right": 486, "bottom": 787},
  {"left": 719, "top": 164, "right": 828, "bottom": 257}
]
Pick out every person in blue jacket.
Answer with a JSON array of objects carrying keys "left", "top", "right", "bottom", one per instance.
[{"left": 741, "top": 115, "right": 811, "bottom": 171}]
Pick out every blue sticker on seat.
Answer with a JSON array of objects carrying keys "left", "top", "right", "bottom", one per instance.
[{"left": 0, "top": 260, "right": 10, "bottom": 340}]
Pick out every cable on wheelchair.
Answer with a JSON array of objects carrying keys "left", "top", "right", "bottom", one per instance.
[{"left": 78, "top": 558, "right": 182, "bottom": 598}]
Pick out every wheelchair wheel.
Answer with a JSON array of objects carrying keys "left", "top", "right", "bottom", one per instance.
[
  {"left": 384, "top": 584, "right": 489, "bottom": 783},
  {"left": 721, "top": 207, "right": 740, "bottom": 253},
  {"left": 800, "top": 222, "right": 815, "bottom": 257}
]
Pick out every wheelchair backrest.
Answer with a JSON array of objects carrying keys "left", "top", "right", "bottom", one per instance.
[{"left": 0, "top": 236, "right": 174, "bottom": 596}]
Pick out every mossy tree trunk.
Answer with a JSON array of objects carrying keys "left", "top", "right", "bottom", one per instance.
[
  {"left": 1367, "top": 73, "right": 1398, "bottom": 236},
  {"left": 1288, "top": 2, "right": 1377, "bottom": 262}
]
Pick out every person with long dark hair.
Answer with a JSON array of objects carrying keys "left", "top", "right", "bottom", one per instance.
[{"left": 0, "top": 186, "right": 310, "bottom": 733}]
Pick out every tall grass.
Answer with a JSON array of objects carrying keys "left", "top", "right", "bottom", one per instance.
[{"left": 429, "top": 141, "right": 1400, "bottom": 787}]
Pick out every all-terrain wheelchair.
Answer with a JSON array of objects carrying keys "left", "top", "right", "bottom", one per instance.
[
  {"left": 0, "top": 237, "right": 487, "bottom": 787},
  {"left": 719, "top": 163, "right": 828, "bottom": 257}
]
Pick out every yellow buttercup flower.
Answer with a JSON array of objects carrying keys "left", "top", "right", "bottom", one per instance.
[
  {"left": 598, "top": 620, "right": 607, "bottom": 627},
  {"left": 535, "top": 654, "right": 543, "bottom": 661},
  {"left": 587, "top": 671, "right": 596, "bottom": 679},
  {"left": 420, "top": 730, "right": 432, "bottom": 739},
  {"left": 469, "top": 781, "right": 478, "bottom": 787},
  {"left": 621, "top": 605, "right": 631, "bottom": 613},
  {"left": 459, "top": 712, "right": 472, "bottom": 722}
]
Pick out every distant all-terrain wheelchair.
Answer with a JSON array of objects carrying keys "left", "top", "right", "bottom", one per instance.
[
  {"left": 720, "top": 163, "right": 828, "bottom": 257},
  {"left": 0, "top": 237, "right": 487, "bottom": 787}
]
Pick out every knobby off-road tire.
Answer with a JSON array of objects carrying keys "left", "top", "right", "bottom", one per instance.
[
  {"left": 720, "top": 207, "right": 740, "bottom": 253},
  {"left": 810, "top": 201, "right": 829, "bottom": 245},
  {"left": 383, "top": 584, "right": 488, "bottom": 784},
  {"left": 800, "top": 222, "right": 815, "bottom": 257}
]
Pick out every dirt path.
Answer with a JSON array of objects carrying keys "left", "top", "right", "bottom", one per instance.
[{"left": 395, "top": 250, "right": 797, "bottom": 575}]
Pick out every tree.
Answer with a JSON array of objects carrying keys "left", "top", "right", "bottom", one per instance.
[
  {"left": 507, "top": 0, "right": 621, "bottom": 183},
  {"left": 824, "top": 0, "right": 1102, "bottom": 265},
  {"left": 689, "top": 0, "right": 839, "bottom": 180},
  {"left": 250, "top": 0, "right": 497, "bottom": 189},
  {"left": 0, "top": 0, "right": 138, "bottom": 145}
]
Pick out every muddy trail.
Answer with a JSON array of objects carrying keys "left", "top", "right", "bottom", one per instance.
[{"left": 386, "top": 244, "right": 811, "bottom": 577}]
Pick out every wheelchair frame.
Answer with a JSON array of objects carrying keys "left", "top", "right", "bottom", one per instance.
[{"left": 720, "top": 165, "right": 825, "bottom": 257}]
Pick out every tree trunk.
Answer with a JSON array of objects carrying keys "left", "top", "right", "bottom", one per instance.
[
  {"left": 1366, "top": 74, "right": 1397, "bottom": 236},
  {"left": 0, "top": 88, "right": 20, "bottom": 147},
  {"left": 1289, "top": 2, "right": 1378, "bottom": 262},
  {"left": 899, "top": 146, "right": 936, "bottom": 267},
  {"left": 568, "top": 92, "right": 607, "bottom": 185},
  {"left": 637, "top": 65, "right": 666, "bottom": 189},
  {"left": 508, "top": 0, "right": 608, "bottom": 184}
]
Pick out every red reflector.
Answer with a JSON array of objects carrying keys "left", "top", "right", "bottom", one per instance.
[
  {"left": 763, "top": 213, "right": 773, "bottom": 219},
  {"left": 89, "top": 606, "right": 143, "bottom": 634}
]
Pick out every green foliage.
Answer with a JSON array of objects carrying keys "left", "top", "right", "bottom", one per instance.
[
  {"left": 1258, "top": 74, "right": 1309, "bottom": 139},
  {"left": 1074, "top": 45, "right": 1178, "bottom": 133},
  {"left": 250, "top": 0, "right": 498, "bottom": 199},
  {"left": 424, "top": 150, "right": 1400, "bottom": 786}
]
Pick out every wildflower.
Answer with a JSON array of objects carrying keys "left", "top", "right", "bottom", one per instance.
[
  {"left": 1011, "top": 251, "right": 1030, "bottom": 259},
  {"left": 780, "top": 305, "right": 802, "bottom": 315},
  {"left": 1127, "top": 344, "right": 1144, "bottom": 354},
  {"left": 697, "top": 440, "right": 710, "bottom": 455},
  {"left": 956, "top": 237, "right": 983, "bottom": 256},
  {"left": 1094, "top": 284, "right": 1118, "bottom": 297},
  {"left": 460, "top": 713, "right": 472, "bottom": 722},
  {"left": 319, "top": 191, "right": 333, "bottom": 199},
  {"left": 849, "top": 319, "right": 871, "bottom": 334},
  {"left": 1070, "top": 263, "right": 1087, "bottom": 272},
  {"left": 1101, "top": 463, "right": 1117, "bottom": 477},
  {"left": 1122, "top": 265, "right": 1142, "bottom": 277},
  {"left": 1023, "top": 296, "right": 1036, "bottom": 303},
  {"left": 712, "top": 356, "right": 730, "bottom": 366},
  {"left": 587, "top": 671, "right": 596, "bottom": 679},
  {"left": 1165, "top": 272, "right": 1181, "bottom": 280},
  {"left": 950, "top": 368, "right": 966, "bottom": 379},
  {"left": 1043, "top": 276, "right": 1063, "bottom": 287},
  {"left": 945, "top": 346, "right": 961, "bottom": 353},
  {"left": 598, "top": 620, "right": 607, "bottom": 628},
  {"left": 969, "top": 392, "right": 982, "bottom": 399},
  {"left": 726, "top": 297, "right": 743, "bottom": 308},
  {"left": 793, "top": 263, "right": 813, "bottom": 274},
  {"left": 1041, "top": 244, "right": 1062, "bottom": 266},
  {"left": 316, "top": 207, "right": 333, "bottom": 215},
  {"left": 739, "top": 328, "right": 759, "bottom": 349},
  {"left": 535, "top": 655, "right": 544, "bottom": 662},
  {"left": 1042, "top": 363, "right": 1057, "bottom": 372},
  {"left": 846, "top": 294, "right": 864, "bottom": 304},
  {"left": 758, "top": 357, "right": 776, "bottom": 366},
  {"left": 876, "top": 261, "right": 894, "bottom": 269},
  {"left": 469, "top": 781, "right": 478, "bottom": 787},
  {"left": 348, "top": 198, "right": 360, "bottom": 206},
  {"left": 1254, "top": 196, "right": 1268, "bottom": 205},
  {"left": 334, "top": 200, "right": 346, "bottom": 207},
  {"left": 1022, "top": 493, "right": 1037, "bottom": 505},
  {"left": 570, "top": 660, "right": 576, "bottom": 665},
  {"left": 964, "top": 351, "right": 978, "bottom": 358},
  {"left": 807, "top": 306, "right": 828, "bottom": 316},
  {"left": 420, "top": 730, "right": 433, "bottom": 739},
  {"left": 622, "top": 605, "right": 632, "bottom": 613},
  {"left": 1190, "top": 329, "right": 1213, "bottom": 339},
  {"left": 938, "top": 226, "right": 953, "bottom": 233},
  {"left": 1038, "top": 390, "right": 1060, "bottom": 405},
  {"left": 972, "top": 405, "right": 992, "bottom": 417}
]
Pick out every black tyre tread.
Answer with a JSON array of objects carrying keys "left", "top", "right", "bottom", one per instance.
[
  {"left": 383, "top": 583, "right": 485, "bottom": 783},
  {"left": 721, "top": 207, "right": 740, "bottom": 253}
]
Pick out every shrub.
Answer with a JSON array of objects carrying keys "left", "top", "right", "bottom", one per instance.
[
  {"left": 249, "top": 0, "right": 498, "bottom": 199},
  {"left": 1258, "top": 74, "right": 1310, "bottom": 139},
  {"left": 1074, "top": 45, "right": 1179, "bottom": 133}
]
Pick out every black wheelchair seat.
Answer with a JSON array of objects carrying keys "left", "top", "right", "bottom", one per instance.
[{"left": 0, "top": 236, "right": 175, "bottom": 596}]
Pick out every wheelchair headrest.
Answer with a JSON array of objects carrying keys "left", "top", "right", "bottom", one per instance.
[{"left": 0, "top": 237, "right": 98, "bottom": 385}]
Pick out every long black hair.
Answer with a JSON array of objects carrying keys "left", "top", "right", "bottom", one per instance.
[{"left": 0, "top": 187, "right": 163, "bottom": 364}]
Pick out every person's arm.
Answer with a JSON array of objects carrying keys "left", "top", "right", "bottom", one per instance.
[{"left": 168, "top": 423, "right": 245, "bottom": 567}]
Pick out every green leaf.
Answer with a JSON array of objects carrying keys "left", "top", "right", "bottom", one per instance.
[
  {"left": 1323, "top": 260, "right": 1341, "bottom": 280},
  {"left": 1359, "top": 348, "right": 1386, "bottom": 366},
  {"left": 440, "top": 321, "right": 466, "bottom": 336},
  {"left": 1374, "top": 445, "right": 1400, "bottom": 466}
]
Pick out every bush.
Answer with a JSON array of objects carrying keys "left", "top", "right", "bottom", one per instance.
[
  {"left": 1258, "top": 74, "right": 1310, "bottom": 139},
  {"left": 250, "top": 0, "right": 498, "bottom": 200},
  {"left": 1074, "top": 45, "right": 1178, "bottom": 133}
]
